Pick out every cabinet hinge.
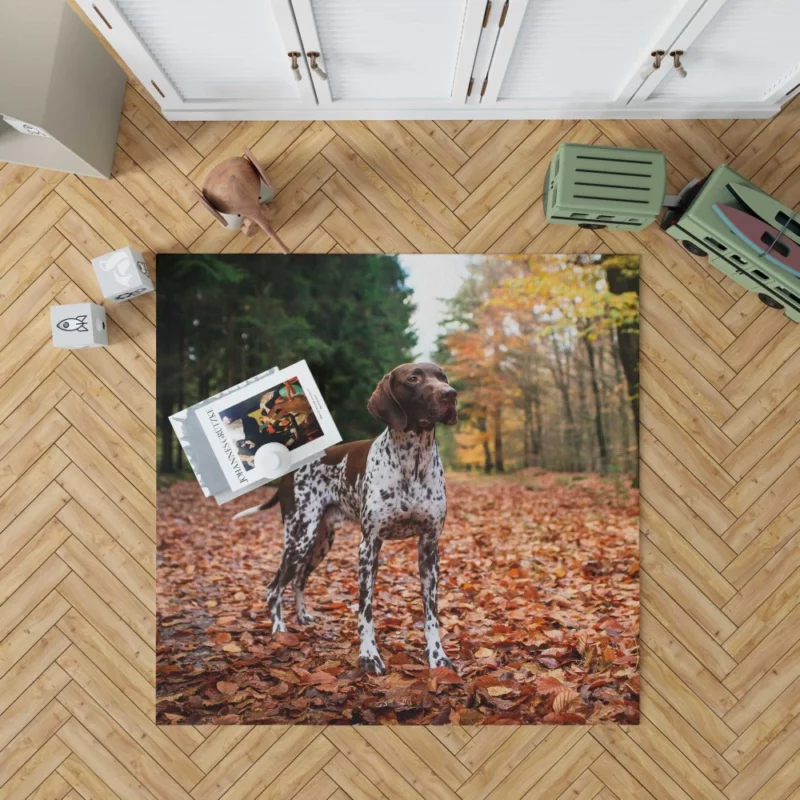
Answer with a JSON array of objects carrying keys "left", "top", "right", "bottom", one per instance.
[
  {"left": 498, "top": 0, "right": 509, "bottom": 27},
  {"left": 480, "top": 77, "right": 488, "bottom": 97},
  {"left": 467, "top": 77, "right": 474, "bottom": 97},
  {"left": 482, "top": 0, "right": 492, "bottom": 27}
]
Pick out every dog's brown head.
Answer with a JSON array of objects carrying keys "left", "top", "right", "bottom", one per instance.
[{"left": 368, "top": 362, "right": 458, "bottom": 432}]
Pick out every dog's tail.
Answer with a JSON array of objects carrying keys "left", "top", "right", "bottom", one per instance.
[{"left": 232, "top": 491, "right": 280, "bottom": 520}]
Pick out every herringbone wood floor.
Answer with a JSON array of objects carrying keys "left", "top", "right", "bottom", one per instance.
[{"left": 2, "top": 69, "right": 800, "bottom": 799}]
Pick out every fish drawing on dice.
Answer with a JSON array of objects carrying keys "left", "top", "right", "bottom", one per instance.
[{"left": 56, "top": 315, "right": 89, "bottom": 332}]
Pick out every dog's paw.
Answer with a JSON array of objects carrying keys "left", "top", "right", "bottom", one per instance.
[
  {"left": 430, "top": 653, "right": 457, "bottom": 673},
  {"left": 296, "top": 610, "right": 315, "bottom": 625},
  {"left": 270, "top": 618, "right": 287, "bottom": 635},
  {"left": 358, "top": 652, "right": 386, "bottom": 676}
]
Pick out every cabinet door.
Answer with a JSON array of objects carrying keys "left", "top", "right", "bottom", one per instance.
[
  {"left": 479, "top": 0, "right": 704, "bottom": 111},
  {"left": 288, "top": 0, "right": 486, "bottom": 108},
  {"left": 633, "top": 0, "right": 800, "bottom": 108},
  {"left": 76, "top": 0, "right": 316, "bottom": 112}
]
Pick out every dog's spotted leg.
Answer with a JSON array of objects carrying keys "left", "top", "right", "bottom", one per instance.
[
  {"left": 293, "top": 582, "right": 313, "bottom": 625},
  {"left": 356, "top": 531, "right": 385, "bottom": 675},
  {"left": 266, "top": 553, "right": 292, "bottom": 634},
  {"left": 419, "top": 528, "right": 455, "bottom": 672},
  {"left": 293, "top": 509, "right": 339, "bottom": 625},
  {"left": 266, "top": 515, "right": 307, "bottom": 635}
]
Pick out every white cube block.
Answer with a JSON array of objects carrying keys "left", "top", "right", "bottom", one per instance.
[
  {"left": 91, "top": 246, "right": 154, "bottom": 302},
  {"left": 50, "top": 303, "right": 108, "bottom": 349}
]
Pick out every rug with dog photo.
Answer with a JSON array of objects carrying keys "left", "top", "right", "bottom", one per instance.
[{"left": 156, "top": 253, "right": 640, "bottom": 726}]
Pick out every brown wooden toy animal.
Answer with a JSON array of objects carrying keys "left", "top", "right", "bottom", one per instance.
[{"left": 196, "top": 148, "right": 289, "bottom": 253}]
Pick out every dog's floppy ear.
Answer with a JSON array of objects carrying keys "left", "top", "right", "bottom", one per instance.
[{"left": 368, "top": 372, "right": 407, "bottom": 431}]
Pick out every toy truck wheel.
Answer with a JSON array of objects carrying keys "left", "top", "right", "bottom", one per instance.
[
  {"left": 758, "top": 293, "right": 785, "bottom": 310},
  {"left": 578, "top": 223, "right": 607, "bottom": 229},
  {"left": 682, "top": 240, "right": 707, "bottom": 257}
]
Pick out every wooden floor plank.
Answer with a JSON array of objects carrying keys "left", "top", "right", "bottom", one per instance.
[
  {"left": 400, "top": 120, "right": 469, "bottom": 175},
  {"left": 2, "top": 74, "right": 800, "bottom": 799}
]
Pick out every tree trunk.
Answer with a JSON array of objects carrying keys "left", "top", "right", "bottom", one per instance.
[
  {"left": 199, "top": 371, "right": 211, "bottom": 402},
  {"left": 584, "top": 334, "right": 610, "bottom": 474},
  {"left": 533, "top": 384, "right": 543, "bottom": 465},
  {"left": 549, "top": 332, "right": 579, "bottom": 471},
  {"left": 493, "top": 405, "right": 505, "bottom": 472},
  {"left": 159, "top": 296, "right": 178, "bottom": 475},
  {"left": 612, "top": 328, "right": 633, "bottom": 473},
  {"left": 159, "top": 390, "right": 175, "bottom": 474},
  {"left": 576, "top": 353, "right": 590, "bottom": 471},
  {"left": 605, "top": 264, "right": 640, "bottom": 471},
  {"left": 523, "top": 393, "right": 533, "bottom": 468},
  {"left": 478, "top": 412, "right": 493, "bottom": 474}
]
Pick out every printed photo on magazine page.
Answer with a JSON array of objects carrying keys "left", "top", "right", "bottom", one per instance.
[{"left": 197, "top": 360, "right": 340, "bottom": 490}]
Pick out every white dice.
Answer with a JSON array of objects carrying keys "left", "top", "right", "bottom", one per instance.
[
  {"left": 50, "top": 303, "right": 108, "bottom": 349},
  {"left": 91, "top": 246, "right": 154, "bottom": 302}
]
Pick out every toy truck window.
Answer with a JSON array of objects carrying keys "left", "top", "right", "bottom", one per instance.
[
  {"left": 704, "top": 236, "right": 727, "bottom": 251},
  {"left": 776, "top": 212, "right": 800, "bottom": 239},
  {"left": 777, "top": 287, "right": 800, "bottom": 305},
  {"left": 761, "top": 233, "right": 791, "bottom": 259}
]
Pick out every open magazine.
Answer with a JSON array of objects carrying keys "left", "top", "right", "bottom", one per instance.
[{"left": 170, "top": 361, "right": 341, "bottom": 504}]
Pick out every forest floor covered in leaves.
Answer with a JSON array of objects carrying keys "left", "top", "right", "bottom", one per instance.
[{"left": 156, "top": 470, "right": 639, "bottom": 725}]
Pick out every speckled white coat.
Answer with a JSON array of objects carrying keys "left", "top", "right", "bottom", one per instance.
[{"left": 258, "top": 427, "right": 452, "bottom": 675}]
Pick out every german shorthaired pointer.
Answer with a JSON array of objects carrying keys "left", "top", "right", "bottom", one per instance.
[{"left": 234, "top": 362, "right": 458, "bottom": 674}]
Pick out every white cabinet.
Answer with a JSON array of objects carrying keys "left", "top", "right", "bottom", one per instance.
[
  {"left": 76, "top": 0, "right": 800, "bottom": 120},
  {"left": 630, "top": 0, "right": 800, "bottom": 110},
  {"left": 76, "top": 0, "right": 316, "bottom": 112},
  {"left": 289, "top": 0, "right": 486, "bottom": 108},
  {"left": 478, "top": 0, "right": 702, "bottom": 110}
]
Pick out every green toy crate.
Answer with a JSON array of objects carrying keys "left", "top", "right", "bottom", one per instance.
[
  {"left": 543, "top": 143, "right": 667, "bottom": 231},
  {"left": 660, "top": 165, "right": 800, "bottom": 322}
]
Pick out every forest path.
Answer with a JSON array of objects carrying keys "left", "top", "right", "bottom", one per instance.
[{"left": 157, "top": 470, "right": 638, "bottom": 724}]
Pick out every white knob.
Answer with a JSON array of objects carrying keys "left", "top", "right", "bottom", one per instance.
[
  {"left": 670, "top": 51, "right": 687, "bottom": 79},
  {"left": 641, "top": 51, "right": 664, "bottom": 81},
  {"left": 288, "top": 52, "right": 302, "bottom": 81},
  {"left": 254, "top": 442, "right": 292, "bottom": 478},
  {"left": 308, "top": 52, "right": 328, "bottom": 82}
]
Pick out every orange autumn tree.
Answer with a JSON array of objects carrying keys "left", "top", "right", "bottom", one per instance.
[
  {"left": 491, "top": 255, "right": 639, "bottom": 475},
  {"left": 440, "top": 259, "right": 522, "bottom": 472}
]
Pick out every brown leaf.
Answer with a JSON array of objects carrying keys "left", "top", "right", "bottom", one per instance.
[
  {"left": 553, "top": 688, "right": 580, "bottom": 714},
  {"left": 429, "top": 667, "right": 464, "bottom": 685},
  {"left": 542, "top": 711, "right": 586, "bottom": 724},
  {"left": 222, "top": 643, "right": 241, "bottom": 653},
  {"left": 456, "top": 708, "right": 484, "bottom": 725},
  {"left": 307, "top": 671, "right": 337, "bottom": 685},
  {"left": 274, "top": 632, "right": 301, "bottom": 647},
  {"left": 216, "top": 681, "right": 239, "bottom": 695}
]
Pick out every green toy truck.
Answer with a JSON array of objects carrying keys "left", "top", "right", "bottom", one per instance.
[
  {"left": 543, "top": 143, "right": 667, "bottom": 231},
  {"left": 543, "top": 142, "right": 800, "bottom": 322},
  {"left": 660, "top": 165, "right": 800, "bottom": 322}
]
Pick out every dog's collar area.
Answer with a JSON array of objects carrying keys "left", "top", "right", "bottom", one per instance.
[{"left": 386, "top": 428, "right": 437, "bottom": 482}]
